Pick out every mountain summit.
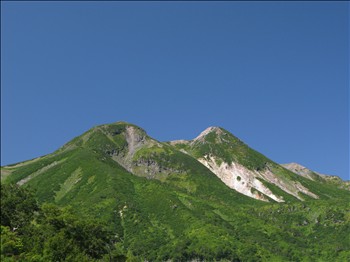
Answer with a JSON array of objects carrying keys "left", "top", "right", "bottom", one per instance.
[
  {"left": 170, "top": 126, "right": 349, "bottom": 202},
  {"left": 192, "top": 126, "right": 226, "bottom": 141}
]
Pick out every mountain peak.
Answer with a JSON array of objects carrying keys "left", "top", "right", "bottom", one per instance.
[{"left": 193, "top": 126, "right": 224, "bottom": 141}]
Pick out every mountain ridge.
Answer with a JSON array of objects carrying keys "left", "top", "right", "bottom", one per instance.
[
  {"left": 282, "top": 162, "right": 350, "bottom": 190},
  {"left": 1, "top": 121, "right": 350, "bottom": 261},
  {"left": 2, "top": 121, "right": 348, "bottom": 201}
]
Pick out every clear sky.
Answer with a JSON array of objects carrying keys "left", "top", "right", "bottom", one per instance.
[{"left": 1, "top": 2, "right": 349, "bottom": 180}]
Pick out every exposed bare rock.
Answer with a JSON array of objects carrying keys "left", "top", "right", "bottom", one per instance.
[
  {"left": 281, "top": 163, "right": 317, "bottom": 181},
  {"left": 125, "top": 126, "right": 146, "bottom": 156},
  {"left": 198, "top": 156, "right": 319, "bottom": 202},
  {"left": 192, "top": 127, "right": 224, "bottom": 143},
  {"left": 198, "top": 155, "right": 284, "bottom": 202},
  {"left": 282, "top": 162, "right": 350, "bottom": 191},
  {"left": 258, "top": 168, "right": 318, "bottom": 200},
  {"left": 169, "top": 140, "right": 190, "bottom": 145},
  {"left": 109, "top": 125, "right": 147, "bottom": 173},
  {"left": 108, "top": 125, "right": 176, "bottom": 178}
]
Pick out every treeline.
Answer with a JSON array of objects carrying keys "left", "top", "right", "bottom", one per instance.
[{"left": 0, "top": 183, "right": 125, "bottom": 261}]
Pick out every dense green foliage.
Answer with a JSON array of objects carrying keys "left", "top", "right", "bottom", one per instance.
[
  {"left": 1, "top": 122, "right": 350, "bottom": 261},
  {"left": 1, "top": 182, "right": 349, "bottom": 261},
  {"left": 1, "top": 184, "right": 122, "bottom": 261}
]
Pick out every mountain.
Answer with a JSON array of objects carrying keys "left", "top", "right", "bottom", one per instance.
[
  {"left": 281, "top": 162, "right": 350, "bottom": 190},
  {"left": 170, "top": 126, "right": 348, "bottom": 201},
  {"left": 1, "top": 121, "right": 350, "bottom": 261}
]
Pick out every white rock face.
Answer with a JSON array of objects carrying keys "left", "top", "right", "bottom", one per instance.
[
  {"left": 198, "top": 156, "right": 319, "bottom": 202},
  {"left": 198, "top": 156, "right": 284, "bottom": 202},
  {"left": 258, "top": 168, "right": 319, "bottom": 200},
  {"left": 281, "top": 163, "right": 317, "bottom": 180},
  {"left": 125, "top": 126, "right": 146, "bottom": 156}
]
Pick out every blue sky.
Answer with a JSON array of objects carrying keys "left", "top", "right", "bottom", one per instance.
[{"left": 1, "top": 2, "right": 349, "bottom": 180}]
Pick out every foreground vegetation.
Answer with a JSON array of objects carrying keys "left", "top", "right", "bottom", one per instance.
[
  {"left": 1, "top": 184, "right": 121, "bottom": 261},
  {"left": 1, "top": 183, "right": 349, "bottom": 261}
]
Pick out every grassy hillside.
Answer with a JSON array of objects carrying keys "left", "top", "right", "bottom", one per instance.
[
  {"left": 1, "top": 122, "right": 350, "bottom": 261},
  {"left": 172, "top": 127, "right": 349, "bottom": 201}
]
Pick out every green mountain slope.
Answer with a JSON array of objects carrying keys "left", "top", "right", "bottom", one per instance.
[
  {"left": 1, "top": 121, "right": 350, "bottom": 261},
  {"left": 170, "top": 126, "right": 349, "bottom": 202}
]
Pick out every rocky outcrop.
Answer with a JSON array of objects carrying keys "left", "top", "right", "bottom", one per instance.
[
  {"left": 281, "top": 163, "right": 318, "bottom": 181},
  {"left": 125, "top": 126, "right": 146, "bottom": 156},
  {"left": 198, "top": 155, "right": 319, "bottom": 202},
  {"left": 282, "top": 163, "right": 350, "bottom": 191},
  {"left": 193, "top": 127, "right": 224, "bottom": 142},
  {"left": 107, "top": 125, "right": 180, "bottom": 178},
  {"left": 198, "top": 156, "right": 284, "bottom": 202}
]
